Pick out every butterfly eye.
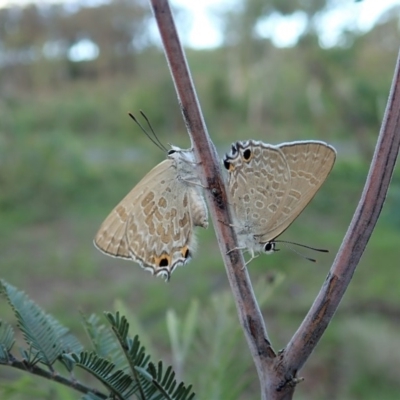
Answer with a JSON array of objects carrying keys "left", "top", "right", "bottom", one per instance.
[
  {"left": 263, "top": 242, "right": 275, "bottom": 254},
  {"left": 168, "top": 149, "right": 176, "bottom": 155},
  {"left": 243, "top": 148, "right": 252, "bottom": 161}
]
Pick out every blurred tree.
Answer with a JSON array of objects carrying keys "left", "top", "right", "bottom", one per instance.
[
  {"left": 0, "top": 0, "right": 153, "bottom": 89},
  {"left": 216, "top": 0, "right": 398, "bottom": 157},
  {"left": 0, "top": 0, "right": 398, "bottom": 156}
]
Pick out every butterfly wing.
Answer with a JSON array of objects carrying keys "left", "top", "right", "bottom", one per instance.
[
  {"left": 94, "top": 157, "right": 207, "bottom": 278},
  {"left": 225, "top": 141, "right": 291, "bottom": 236},
  {"left": 125, "top": 178, "right": 207, "bottom": 277},
  {"left": 94, "top": 159, "right": 174, "bottom": 259},
  {"left": 259, "top": 141, "right": 336, "bottom": 242}
]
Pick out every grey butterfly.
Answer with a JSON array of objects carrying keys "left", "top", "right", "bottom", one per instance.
[
  {"left": 94, "top": 116, "right": 208, "bottom": 280},
  {"left": 223, "top": 140, "right": 336, "bottom": 263}
]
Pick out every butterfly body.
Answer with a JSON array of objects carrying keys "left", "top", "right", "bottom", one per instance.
[
  {"left": 94, "top": 146, "right": 208, "bottom": 280},
  {"left": 223, "top": 140, "right": 336, "bottom": 262}
]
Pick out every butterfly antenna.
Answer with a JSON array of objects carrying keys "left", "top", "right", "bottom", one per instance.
[
  {"left": 128, "top": 112, "right": 167, "bottom": 152},
  {"left": 273, "top": 239, "right": 329, "bottom": 263},
  {"left": 140, "top": 110, "right": 169, "bottom": 152},
  {"left": 274, "top": 239, "right": 328, "bottom": 253}
]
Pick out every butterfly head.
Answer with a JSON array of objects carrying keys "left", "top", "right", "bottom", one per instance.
[
  {"left": 263, "top": 241, "right": 278, "bottom": 255},
  {"left": 167, "top": 145, "right": 196, "bottom": 164},
  {"left": 167, "top": 145, "right": 183, "bottom": 155}
]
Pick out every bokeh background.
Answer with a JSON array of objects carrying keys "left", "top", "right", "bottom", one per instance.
[{"left": 1, "top": 0, "right": 400, "bottom": 399}]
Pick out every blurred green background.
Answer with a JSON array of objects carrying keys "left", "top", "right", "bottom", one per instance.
[{"left": 0, "top": 0, "right": 400, "bottom": 399}]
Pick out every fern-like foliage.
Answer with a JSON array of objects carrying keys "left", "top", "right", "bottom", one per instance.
[
  {"left": 0, "top": 280, "right": 83, "bottom": 367},
  {"left": 105, "top": 312, "right": 150, "bottom": 374},
  {"left": 0, "top": 280, "right": 196, "bottom": 400},
  {"left": 67, "top": 312, "right": 195, "bottom": 400},
  {"left": 0, "top": 320, "right": 15, "bottom": 362},
  {"left": 136, "top": 361, "right": 195, "bottom": 400},
  {"left": 82, "top": 312, "right": 129, "bottom": 373},
  {"left": 67, "top": 351, "right": 137, "bottom": 399}
]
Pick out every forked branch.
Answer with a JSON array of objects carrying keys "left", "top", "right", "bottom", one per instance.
[
  {"left": 149, "top": 1, "right": 400, "bottom": 399},
  {"left": 283, "top": 46, "right": 400, "bottom": 373}
]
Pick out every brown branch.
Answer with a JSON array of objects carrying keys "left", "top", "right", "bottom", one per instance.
[
  {"left": 5, "top": 355, "right": 107, "bottom": 399},
  {"left": 282, "top": 47, "right": 400, "bottom": 380},
  {"left": 149, "top": 1, "right": 400, "bottom": 399},
  {"left": 148, "top": 0, "right": 275, "bottom": 397},
  {"left": 264, "top": 299, "right": 400, "bottom": 323}
]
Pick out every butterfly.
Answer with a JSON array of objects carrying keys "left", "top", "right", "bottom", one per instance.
[
  {"left": 223, "top": 140, "right": 336, "bottom": 264},
  {"left": 94, "top": 114, "right": 208, "bottom": 280}
]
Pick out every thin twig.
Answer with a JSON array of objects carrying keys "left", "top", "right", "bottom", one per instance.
[
  {"left": 284, "top": 47, "right": 400, "bottom": 376},
  {"left": 148, "top": 0, "right": 275, "bottom": 397},
  {"left": 5, "top": 355, "right": 107, "bottom": 399}
]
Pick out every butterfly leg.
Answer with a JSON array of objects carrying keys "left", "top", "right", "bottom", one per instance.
[
  {"left": 182, "top": 178, "right": 208, "bottom": 189},
  {"left": 178, "top": 171, "right": 209, "bottom": 188},
  {"left": 226, "top": 246, "right": 246, "bottom": 255},
  {"left": 216, "top": 219, "right": 240, "bottom": 229},
  {"left": 184, "top": 159, "right": 201, "bottom": 166},
  {"left": 241, "top": 249, "right": 260, "bottom": 268}
]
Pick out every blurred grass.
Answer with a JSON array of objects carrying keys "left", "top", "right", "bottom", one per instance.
[{"left": 0, "top": 76, "right": 400, "bottom": 399}]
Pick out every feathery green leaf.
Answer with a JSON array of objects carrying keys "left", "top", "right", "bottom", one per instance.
[
  {"left": 135, "top": 361, "right": 196, "bottom": 400},
  {"left": 0, "top": 320, "right": 15, "bottom": 362},
  {"left": 72, "top": 351, "right": 136, "bottom": 399},
  {"left": 105, "top": 312, "right": 152, "bottom": 399},
  {"left": 82, "top": 313, "right": 127, "bottom": 371},
  {"left": 1, "top": 280, "right": 64, "bottom": 366}
]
